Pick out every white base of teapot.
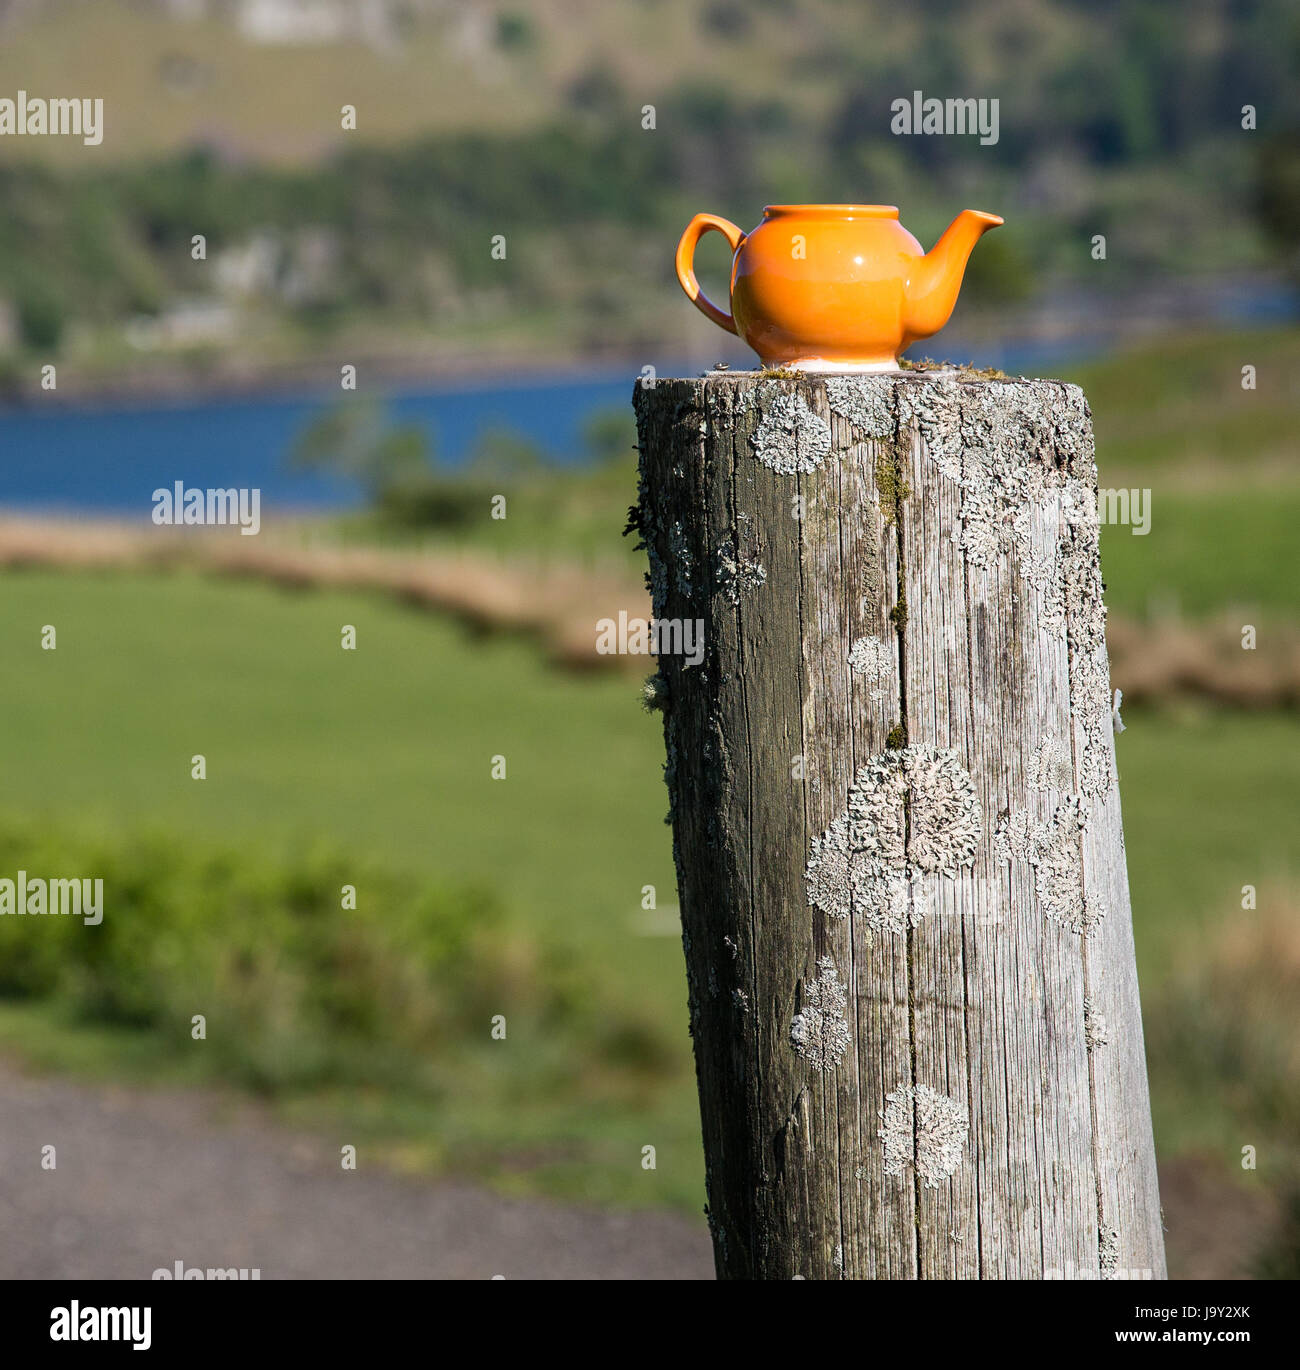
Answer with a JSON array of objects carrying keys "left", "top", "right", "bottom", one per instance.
[{"left": 773, "top": 357, "right": 904, "bottom": 374}]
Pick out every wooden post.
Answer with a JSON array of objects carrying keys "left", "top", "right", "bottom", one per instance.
[{"left": 632, "top": 370, "right": 1166, "bottom": 1281}]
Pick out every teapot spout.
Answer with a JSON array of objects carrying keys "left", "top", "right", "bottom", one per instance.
[{"left": 903, "top": 210, "right": 1003, "bottom": 345}]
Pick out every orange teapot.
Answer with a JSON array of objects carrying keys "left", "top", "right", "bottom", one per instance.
[{"left": 675, "top": 204, "right": 1003, "bottom": 371}]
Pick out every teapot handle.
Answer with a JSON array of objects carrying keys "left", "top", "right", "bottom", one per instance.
[{"left": 675, "top": 214, "right": 744, "bottom": 336}]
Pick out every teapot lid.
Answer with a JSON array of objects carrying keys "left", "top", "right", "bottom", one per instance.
[{"left": 763, "top": 204, "right": 900, "bottom": 218}]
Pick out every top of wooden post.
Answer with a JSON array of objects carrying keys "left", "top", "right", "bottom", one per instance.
[{"left": 634, "top": 365, "right": 1098, "bottom": 487}]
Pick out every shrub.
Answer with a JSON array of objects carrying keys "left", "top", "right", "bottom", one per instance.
[{"left": 0, "top": 819, "right": 533, "bottom": 1093}]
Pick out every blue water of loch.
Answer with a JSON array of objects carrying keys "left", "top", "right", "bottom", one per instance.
[
  {"left": 0, "top": 364, "right": 646, "bottom": 515},
  {"left": 2, "top": 281, "right": 1292, "bottom": 516}
]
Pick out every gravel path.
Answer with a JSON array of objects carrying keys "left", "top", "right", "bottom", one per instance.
[
  {"left": 4, "top": 1058, "right": 1253, "bottom": 1280},
  {"left": 0, "top": 1061, "right": 713, "bottom": 1281}
]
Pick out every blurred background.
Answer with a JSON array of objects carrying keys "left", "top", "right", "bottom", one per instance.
[{"left": 0, "top": 0, "right": 1296, "bottom": 1279}]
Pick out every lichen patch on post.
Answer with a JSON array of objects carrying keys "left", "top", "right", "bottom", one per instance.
[
  {"left": 901, "top": 748, "right": 983, "bottom": 875},
  {"left": 848, "top": 635, "right": 893, "bottom": 700},
  {"left": 789, "top": 955, "right": 850, "bottom": 1071},
  {"left": 993, "top": 808, "right": 1036, "bottom": 862},
  {"left": 878, "top": 1083, "right": 968, "bottom": 1188},
  {"left": 995, "top": 798, "right": 1106, "bottom": 936},
  {"left": 1083, "top": 994, "right": 1109, "bottom": 1051},
  {"left": 1099, "top": 1226, "right": 1121, "bottom": 1279},
  {"left": 1028, "top": 734, "right": 1073, "bottom": 791},
  {"left": 1035, "top": 800, "right": 1105, "bottom": 936},
  {"left": 897, "top": 375, "right": 964, "bottom": 476},
  {"left": 1071, "top": 649, "right": 1115, "bottom": 798},
  {"left": 715, "top": 542, "right": 767, "bottom": 604},
  {"left": 750, "top": 391, "right": 832, "bottom": 474},
  {"left": 805, "top": 746, "right": 980, "bottom": 933},
  {"left": 667, "top": 518, "right": 695, "bottom": 601},
  {"left": 899, "top": 376, "right": 1115, "bottom": 799},
  {"left": 824, "top": 375, "right": 896, "bottom": 440},
  {"left": 805, "top": 816, "right": 854, "bottom": 919}
]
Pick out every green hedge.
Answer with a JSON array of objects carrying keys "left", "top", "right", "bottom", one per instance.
[{"left": 0, "top": 819, "right": 537, "bottom": 1092}]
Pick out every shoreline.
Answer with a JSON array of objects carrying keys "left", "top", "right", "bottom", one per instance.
[
  {"left": 0, "top": 342, "right": 687, "bottom": 413},
  {"left": 1, "top": 278, "right": 1293, "bottom": 412}
]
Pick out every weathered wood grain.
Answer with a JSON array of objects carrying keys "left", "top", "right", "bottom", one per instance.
[{"left": 633, "top": 370, "right": 1165, "bottom": 1281}]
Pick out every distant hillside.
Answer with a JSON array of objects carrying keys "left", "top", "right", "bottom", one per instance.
[
  {"left": 0, "top": 0, "right": 1294, "bottom": 169},
  {"left": 0, "top": 0, "right": 1295, "bottom": 379}
]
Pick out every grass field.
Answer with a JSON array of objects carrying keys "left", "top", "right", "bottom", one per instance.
[
  {"left": 0, "top": 568, "right": 678, "bottom": 952},
  {"left": 1082, "top": 329, "right": 1300, "bottom": 478},
  {"left": 0, "top": 566, "right": 1295, "bottom": 1213},
  {"left": 1100, "top": 488, "right": 1300, "bottom": 621},
  {"left": 0, "top": 567, "right": 702, "bottom": 1207}
]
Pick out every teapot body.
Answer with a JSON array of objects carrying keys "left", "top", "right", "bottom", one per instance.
[
  {"left": 675, "top": 203, "right": 1002, "bottom": 371},
  {"left": 731, "top": 205, "right": 922, "bottom": 370}
]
